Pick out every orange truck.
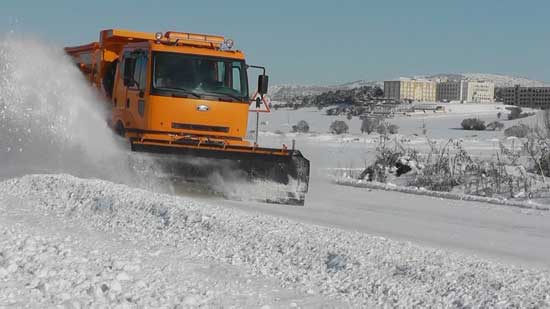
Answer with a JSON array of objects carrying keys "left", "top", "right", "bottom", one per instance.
[{"left": 65, "top": 29, "right": 309, "bottom": 204}]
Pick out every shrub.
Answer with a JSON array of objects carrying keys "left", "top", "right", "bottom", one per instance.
[
  {"left": 504, "top": 123, "right": 531, "bottom": 138},
  {"left": 388, "top": 124, "right": 399, "bottom": 134},
  {"left": 374, "top": 122, "right": 399, "bottom": 135},
  {"left": 486, "top": 121, "right": 504, "bottom": 131},
  {"left": 461, "top": 118, "right": 486, "bottom": 130},
  {"left": 506, "top": 107, "right": 534, "bottom": 120},
  {"left": 413, "top": 172, "right": 460, "bottom": 192},
  {"left": 346, "top": 113, "right": 353, "bottom": 121},
  {"left": 329, "top": 120, "right": 349, "bottom": 134},
  {"left": 540, "top": 153, "right": 550, "bottom": 177},
  {"left": 376, "top": 123, "right": 387, "bottom": 135},
  {"left": 360, "top": 117, "right": 379, "bottom": 134},
  {"left": 292, "top": 120, "right": 310, "bottom": 133},
  {"left": 508, "top": 107, "right": 523, "bottom": 120}
]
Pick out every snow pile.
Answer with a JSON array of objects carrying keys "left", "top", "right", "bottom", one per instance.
[
  {"left": 2, "top": 174, "right": 550, "bottom": 307},
  {"left": 0, "top": 225, "right": 148, "bottom": 306},
  {"left": 0, "top": 217, "right": 325, "bottom": 307},
  {"left": 335, "top": 176, "right": 550, "bottom": 211}
]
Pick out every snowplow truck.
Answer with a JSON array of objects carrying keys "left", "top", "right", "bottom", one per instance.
[{"left": 65, "top": 29, "right": 309, "bottom": 205}]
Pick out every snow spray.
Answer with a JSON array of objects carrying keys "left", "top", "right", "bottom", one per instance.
[{"left": 0, "top": 34, "right": 137, "bottom": 182}]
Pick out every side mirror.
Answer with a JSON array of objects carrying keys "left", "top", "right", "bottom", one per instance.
[{"left": 258, "top": 75, "right": 269, "bottom": 95}]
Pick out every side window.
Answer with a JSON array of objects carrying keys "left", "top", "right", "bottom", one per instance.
[
  {"left": 216, "top": 61, "right": 225, "bottom": 83},
  {"left": 133, "top": 57, "right": 142, "bottom": 89},
  {"left": 123, "top": 54, "right": 136, "bottom": 87},
  {"left": 232, "top": 66, "right": 241, "bottom": 92},
  {"left": 123, "top": 52, "right": 147, "bottom": 90},
  {"left": 138, "top": 56, "right": 147, "bottom": 90}
]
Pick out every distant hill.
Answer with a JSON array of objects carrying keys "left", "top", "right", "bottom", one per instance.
[
  {"left": 422, "top": 73, "right": 546, "bottom": 87},
  {"left": 270, "top": 74, "right": 547, "bottom": 102}
]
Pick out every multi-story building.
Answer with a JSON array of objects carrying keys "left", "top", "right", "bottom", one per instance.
[
  {"left": 436, "top": 80, "right": 464, "bottom": 102},
  {"left": 384, "top": 79, "right": 436, "bottom": 102},
  {"left": 436, "top": 80, "right": 494, "bottom": 103},
  {"left": 496, "top": 85, "right": 550, "bottom": 109},
  {"left": 465, "top": 81, "right": 495, "bottom": 103}
]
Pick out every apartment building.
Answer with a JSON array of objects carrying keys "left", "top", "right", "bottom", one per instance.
[
  {"left": 497, "top": 85, "right": 550, "bottom": 109},
  {"left": 436, "top": 80, "right": 494, "bottom": 103},
  {"left": 465, "top": 81, "right": 495, "bottom": 103},
  {"left": 384, "top": 79, "right": 436, "bottom": 102}
]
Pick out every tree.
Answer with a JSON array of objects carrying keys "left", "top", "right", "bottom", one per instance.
[
  {"left": 292, "top": 120, "right": 310, "bottom": 133},
  {"left": 461, "top": 118, "right": 486, "bottom": 130},
  {"left": 329, "top": 120, "right": 349, "bottom": 134},
  {"left": 507, "top": 107, "right": 530, "bottom": 120},
  {"left": 376, "top": 123, "right": 387, "bottom": 135},
  {"left": 388, "top": 124, "right": 399, "bottom": 134},
  {"left": 486, "top": 121, "right": 504, "bottom": 131},
  {"left": 373, "top": 87, "right": 384, "bottom": 97},
  {"left": 504, "top": 123, "right": 531, "bottom": 138},
  {"left": 361, "top": 117, "right": 379, "bottom": 134}
]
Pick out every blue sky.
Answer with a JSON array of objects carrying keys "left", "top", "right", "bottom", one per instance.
[{"left": 1, "top": 0, "right": 549, "bottom": 85}]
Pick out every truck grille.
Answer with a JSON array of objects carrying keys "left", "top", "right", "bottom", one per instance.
[{"left": 171, "top": 122, "right": 229, "bottom": 133}]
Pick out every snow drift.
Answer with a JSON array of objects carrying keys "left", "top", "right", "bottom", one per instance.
[{"left": 1, "top": 174, "right": 549, "bottom": 307}]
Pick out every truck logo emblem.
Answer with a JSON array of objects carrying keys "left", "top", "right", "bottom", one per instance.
[{"left": 196, "top": 105, "right": 209, "bottom": 112}]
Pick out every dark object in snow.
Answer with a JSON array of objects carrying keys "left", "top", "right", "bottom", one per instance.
[
  {"left": 359, "top": 161, "right": 412, "bottom": 181},
  {"left": 325, "top": 253, "right": 347, "bottom": 272},
  {"left": 359, "top": 166, "right": 375, "bottom": 181},
  {"left": 395, "top": 161, "right": 412, "bottom": 177}
]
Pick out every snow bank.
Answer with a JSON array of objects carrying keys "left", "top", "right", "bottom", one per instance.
[
  {"left": 334, "top": 177, "right": 550, "bottom": 211},
  {"left": 2, "top": 174, "right": 550, "bottom": 307}
]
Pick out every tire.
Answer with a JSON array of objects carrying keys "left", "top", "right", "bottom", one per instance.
[{"left": 114, "top": 121, "right": 125, "bottom": 137}]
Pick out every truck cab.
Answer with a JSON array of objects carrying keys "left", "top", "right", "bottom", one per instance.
[{"left": 102, "top": 31, "right": 252, "bottom": 146}]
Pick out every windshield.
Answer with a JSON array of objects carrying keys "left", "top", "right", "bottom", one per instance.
[{"left": 152, "top": 52, "right": 248, "bottom": 102}]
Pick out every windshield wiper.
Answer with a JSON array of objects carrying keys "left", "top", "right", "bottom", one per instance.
[
  {"left": 208, "top": 92, "right": 245, "bottom": 102},
  {"left": 155, "top": 87, "right": 202, "bottom": 99}
]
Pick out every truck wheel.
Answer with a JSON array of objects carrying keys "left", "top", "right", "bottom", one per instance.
[{"left": 114, "top": 121, "right": 125, "bottom": 137}]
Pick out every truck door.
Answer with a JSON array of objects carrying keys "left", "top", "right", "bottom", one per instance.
[
  {"left": 126, "top": 51, "right": 148, "bottom": 130},
  {"left": 113, "top": 50, "right": 148, "bottom": 133}
]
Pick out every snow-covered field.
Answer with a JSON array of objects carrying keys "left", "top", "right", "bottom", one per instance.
[
  {"left": 250, "top": 104, "right": 539, "bottom": 172},
  {"left": 2, "top": 36, "right": 550, "bottom": 307}
]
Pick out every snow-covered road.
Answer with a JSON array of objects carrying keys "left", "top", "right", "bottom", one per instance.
[{"left": 204, "top": 178, "right": 550, "bottom": 269}]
